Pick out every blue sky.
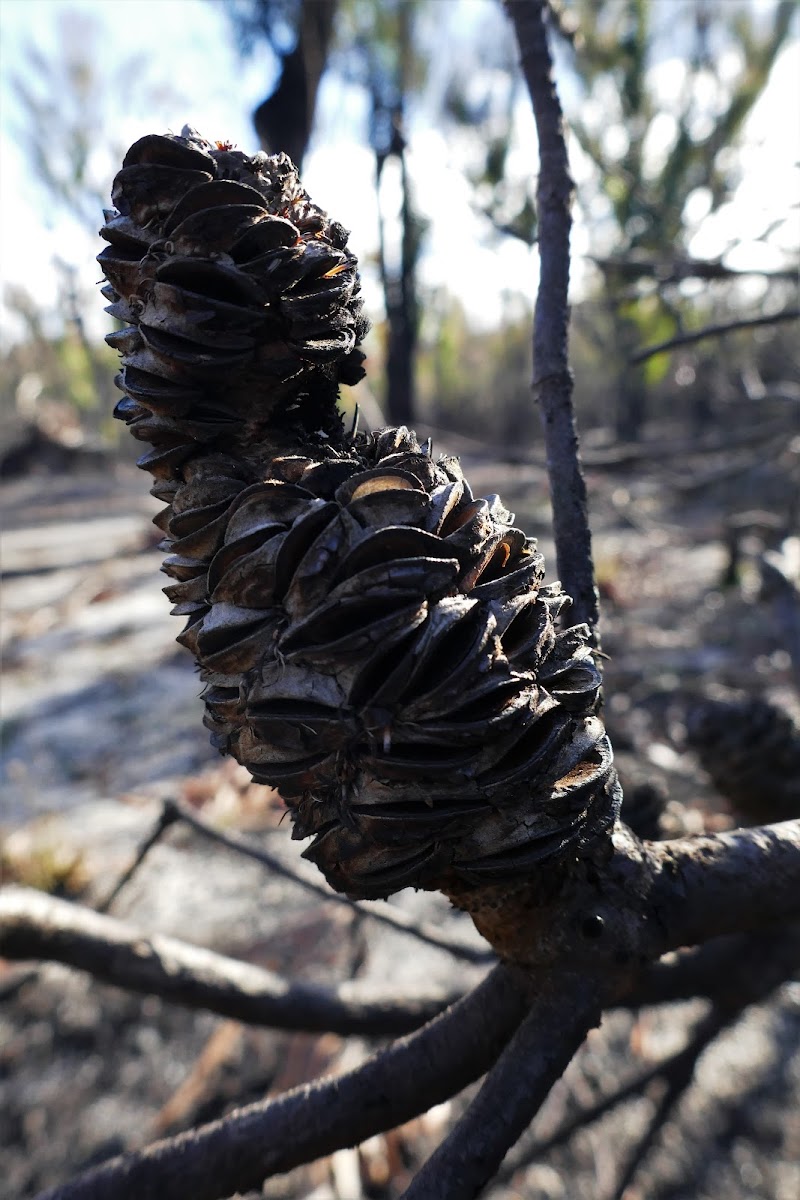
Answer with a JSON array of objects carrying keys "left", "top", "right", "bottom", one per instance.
[{"left": 0, "top": 0, "right": 797, "bottom": 348}]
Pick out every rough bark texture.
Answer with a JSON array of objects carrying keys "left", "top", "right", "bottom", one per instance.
[{"left": 645, "top": 820, "right": 800, "bottom": 951}]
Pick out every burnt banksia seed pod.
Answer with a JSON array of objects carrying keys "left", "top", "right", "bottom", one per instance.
[
  {"left": 100, "top": 130, "right": 621, "bottom": 905},
  {"left": 687, "top": 695, "right": 800, "bottom": 824}
]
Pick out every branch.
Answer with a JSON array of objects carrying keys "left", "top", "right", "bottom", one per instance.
[
  {"left": 35, "top": 963, "right": 534, "bottom": 1200},
  {"left": 609, "top": 920, "right": 799, "bottom": 1200},
  {"left": 592, "top": 253, "right": 799, "bottom": 286},
  {"left": 166, "top": 798, "right": 492, "bottom": 964},
  {"left": 499, "top": 930, "right": 797, "bottom": 1189},
  {"left": 498, "top": 1001, "right": 737, "bottom": 1187},
  {"left": 607, "top": 1006, "right": 737, "bottom": 1200},
  {"left": 630, "top": 308, "right": 800, "bottom": 365},
  {"left": 0, "top": 887, "right": 463, "bottom": 1037},
  {"left": 627, "top": 928, "right": 800, "bottom": 1008},
  {"left": 506, "top": 0, "right": 599, "bottom": 634},
  {"left": 477, "top": 823, "right": 800, "bottom": 974},
  {"left": 400, "top": 969, "right": 603, "bottom": 1199},
  {"left": 97, "top": 803, "right": 179, "bottom": 912},
  {"left": 646, "top": 820, "right": 800, "bottom": 953}
]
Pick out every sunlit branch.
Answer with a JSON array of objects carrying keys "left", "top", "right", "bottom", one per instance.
[
  {"left": 0, "top": 886, "right": 464, "bottom": 1037},
  {"left": 645, "top": 820, "right": 800, "bottom": 953}
]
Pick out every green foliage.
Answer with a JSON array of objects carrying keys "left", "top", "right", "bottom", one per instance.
[
  {"left": 568, "top": 0, "right": 796, "bottom": 253},
  {"left": 566, "top": 0, "right": 793, "bottom": 256},
  {"left": 417, "top": 291, "right": 535, "bottom": 443},
  {"left": 1, "top": 286, "right": 120, "bottom": 447},
  {"left": 559, "top": 0, "right": 796, "bottom": 437}
]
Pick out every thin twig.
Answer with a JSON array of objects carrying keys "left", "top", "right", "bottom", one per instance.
[
  {"left": 165, "top": 798, "right": 492, "bottom": 964},
  {"left": 35, "top": 963, "right": 534, "bottom": 1200},
  {"left": 502, "top": 971, "right": 782, "bottom": 1199},
  {"left": 501, "top": 999, "right": 752, "bottom": 1186},
  {"left": 506, "top": 0, "right": 599, "bottom": 635},
  {"left": 500, "top": 929, "right": 797, "bottom": 1188},
  {"left": 400, "top": 969, "right": 604, "bottom": 1199},
  {"left": 593, "top": 253, "right": 799, "bottom": 286},
  {"left": 508, "top": 1057, "right": 671, "bottom": 1171},
  {"left": 607, "top": 1005, "right": 730, "bottom": 1200},
  {"left": 630, "top": 308, "right": 799, "bottom": 364},
  {"left": 96, "top": 803, "right": 180, "bottom": 913}
]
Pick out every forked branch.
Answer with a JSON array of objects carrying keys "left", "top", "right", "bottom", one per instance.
[{"left": 34, "top": 964, "right": 534, "bottom": 1200}]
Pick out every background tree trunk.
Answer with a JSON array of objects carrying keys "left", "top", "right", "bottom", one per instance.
[{"left": 253, "top": 0, "right": 338, "bottom": 169}]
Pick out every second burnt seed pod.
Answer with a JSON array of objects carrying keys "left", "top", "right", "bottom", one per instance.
[{"left": 100, "top": 131, "right": 620, "bottom": 903}]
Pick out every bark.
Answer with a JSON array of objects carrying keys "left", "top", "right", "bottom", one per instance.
[
  {"left": 443, "top": 821, "right": 800, "bottom": 972},
  {"left": 626, "top": 927, "right": 800, "bottom": 1007},
  {"left": 645, "top": 820, "right": 800, "bottom": 952},
  {"left": 373, "top": 2, "right": 420, "bottom": 427},
  {"left": 253, "top": 0, "right": 338, "bottom": 169}
]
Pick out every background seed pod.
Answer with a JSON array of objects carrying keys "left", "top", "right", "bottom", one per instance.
[
  {"left": 99, "top": 127, "right": 369, "bottom": 481},
  {"left": 686, "top": 695, "right": 800, "bottom": 825},
  {"left": 101, "top": 133, "right": 621, "bottom": 902}
]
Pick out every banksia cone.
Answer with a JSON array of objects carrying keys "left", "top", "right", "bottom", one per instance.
[
  {"left": 620, "top": 779, "right": 667, "bottom": 841},
  {"left": 100, "top": 130, "right": 620, "bottom": 902},
  {"left": 687, "top": 696, "right": 800, "bottom": 825},
  {"left": 99, "top": 127, "right": 368, "bottom": 469}
]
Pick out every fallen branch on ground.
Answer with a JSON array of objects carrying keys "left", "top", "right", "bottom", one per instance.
[{"left": 0, "top": 886, "right": 464, "bottom": 1037}]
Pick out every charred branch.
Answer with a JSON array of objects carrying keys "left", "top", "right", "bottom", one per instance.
[
  {"left": 165, "top": 798, "right": 492, "bottom": 965},
  {"left": 630, "top": 308, "right": 800, "bottom": 365},
  {"left": 34, "top": 964, "right": 534, "bottom": 1200},
  {"left": 400, "top": 969, "right": 604, "bottom": 1199}
]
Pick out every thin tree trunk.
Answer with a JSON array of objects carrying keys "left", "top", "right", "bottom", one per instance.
[{"left": 253, "top": 0, "right": 338, "bottom": 169}]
